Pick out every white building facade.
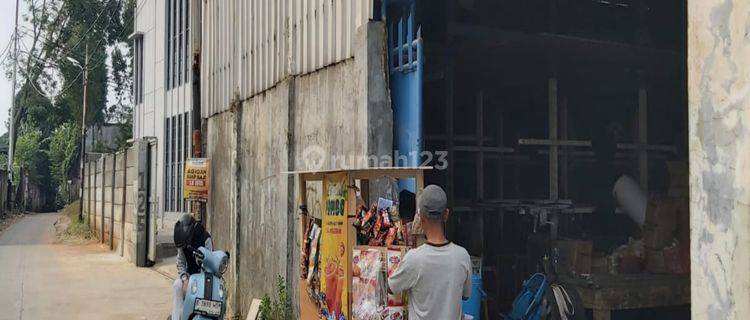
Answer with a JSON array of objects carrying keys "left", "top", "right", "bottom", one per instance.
[{"left": 132, "top": 0, "right": 196, "bottom": 226}]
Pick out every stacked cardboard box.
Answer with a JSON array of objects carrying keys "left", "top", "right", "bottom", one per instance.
[
  {"left": 643, "top": 198, "right": 690, "bottom": 274},
  {"left": 553, "top": 239, "right": 593, "bottom": 275}
]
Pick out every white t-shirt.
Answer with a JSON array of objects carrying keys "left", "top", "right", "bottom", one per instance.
[{"left": 388, "top": 242, "right": 472, "bottom": 320}]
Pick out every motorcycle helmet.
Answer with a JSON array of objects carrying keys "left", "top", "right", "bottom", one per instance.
[{"left": 173, "top": 214, "right": 196, "bottom": 248}]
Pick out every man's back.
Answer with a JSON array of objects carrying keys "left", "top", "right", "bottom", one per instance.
[{"left": 388, "top": 242, "right": 472, "bottom": 320}]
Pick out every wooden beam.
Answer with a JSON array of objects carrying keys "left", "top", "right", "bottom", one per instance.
[
  {"left": 477, "top": 89, "right": 484, "bottom": 201},
  {"left": 519, "top": 138, "right": 592, "bottom": 147},
  {"left": 446, "top": 23, "right": 679, "bottom": 61},
  {"left": 561, "top": 96, "right": 569, "bottom": 198},
  {"left": 638, "top": 88, "right": 648, "bottom": 192},
  {"left": 549, "top": 78, "right": 558, "bottom": 201}
]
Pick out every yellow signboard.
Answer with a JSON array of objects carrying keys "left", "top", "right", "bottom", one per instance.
[
  {"left": 320, "top": 172, "right": 349, "bottom": 320},
  {"left": 184, "top": 158, "right": 210, "bottom": 201}
]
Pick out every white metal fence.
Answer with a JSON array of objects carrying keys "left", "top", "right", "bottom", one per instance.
[{"left": 201, "top": 0, "right": 374, "bottom": 117}]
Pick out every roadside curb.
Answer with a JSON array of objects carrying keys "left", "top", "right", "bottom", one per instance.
[
  {"left": 152, "top": 255, "right": 178, "bottom": 281},
  {"left": 152, "top": 265, "right": 176, "bottom": 281}
]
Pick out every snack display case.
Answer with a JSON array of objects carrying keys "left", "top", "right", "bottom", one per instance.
[{"left": 293, "top": 167, "right": 429, "bottom": 320}]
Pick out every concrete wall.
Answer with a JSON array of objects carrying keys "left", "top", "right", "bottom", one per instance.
[
  {"left": 203, "top": 22, "right": 391, "bottom": 318},
  {"left": 82, "top": 145, "right": 139, "bottom": 263},
  {"left": 102, "top": 154, "right": 113, "bottom": 244},
  {"left": 689, "top": 1, "right": 750, "bottom": 319},
  {"left": 124, "top": 146, "right": 138, "bottom": 261},
  {"left": 205, "top": 110, "right": 238, "bottom": 315},
  {"left": 236, "top": 80, "right": 291, "bottom": 315}
]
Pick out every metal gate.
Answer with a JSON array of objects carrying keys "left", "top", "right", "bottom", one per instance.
[{"left": 389, "top": 0, "right": 423, "bottom": 192}]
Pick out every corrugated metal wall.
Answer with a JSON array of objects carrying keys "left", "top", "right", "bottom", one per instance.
[{"left": 201, "top": 0, "right": 374, "bottom": 117}]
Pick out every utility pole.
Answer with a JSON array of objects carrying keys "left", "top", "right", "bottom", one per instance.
[
  {"left": 7, "top": 0, "right": 20, "bottom": 211},
  {"left": 75, "top": 44, "right": 89, "bottom": 222}
]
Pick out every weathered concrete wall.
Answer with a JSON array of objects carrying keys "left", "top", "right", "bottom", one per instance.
[
  {"left": 237, "top": 81, "right": 291, "bottom": 314},
  {"left": 124, "top": 146, "right": 138, "bottom": 262},
  {"left": 205, "top": 110, "right": 239, "bottom": 315},
  {"left": 102, "top": 154, "right": 114, "bottom": 244},
  {"left": 204, "top": 21, "right": 391, "bottom": 318},
  {"left": 689, "top": 1, "right": 750, "bottom": 319},
  {"left": 94, "top": 157, "right": 103, "bottom": 239},
  {"left": 82, "top": 145, "right": 139, "bottom": 263},
  {"left": 112, "top": 152, "right": 125, "bottom": 254}
]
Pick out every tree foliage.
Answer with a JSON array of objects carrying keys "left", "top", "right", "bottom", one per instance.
[
  {"left": 14, "top": 126, "right": 51, "bottom": 188},
  {"left": 49, "top": 122, "right": 80, "bottom": 187},
  {"left": 3, "top": 0, "right": 134, "bottom": 207},
  {"left": 49, "top": 122, "right": 80, "bottom": 207}
]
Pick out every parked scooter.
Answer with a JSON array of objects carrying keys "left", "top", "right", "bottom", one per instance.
[{"left": 181, "top": 246, "right": 229, "bottom": 319}]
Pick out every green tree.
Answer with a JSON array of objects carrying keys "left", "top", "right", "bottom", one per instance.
[
  {"left": 49, "top": 122, "right": 80, "bottom": 189},
  {"left": 13, "top": 128, "right": 41, "bottom": 182},
  {"left": 14, "top": 124, "right": 56, "bottom": 210},
  {"left": 3, "top": 0, "right": 134, "bottom": 206}
]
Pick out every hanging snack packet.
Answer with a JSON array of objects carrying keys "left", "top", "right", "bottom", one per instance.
[
  {"left": 372, "top": 211, "right": 383, "bottom": 236},
  {"left": 386, "top": 248, "right": 405, "bottom": 306},
  {"left": 394, "top": 221, "right": 405, "bottom": 245},
  {"left": 352, "top": 248, "right": 386, "bottom": 319},
  {"left": 385, "top": 227, "right": 398, "bottom": 247},
  {"left": 307, "top": 224, "right": 321, "bottom": 284},
  {"left": 362, "top": 205, "right": 377, "bottom": 235},
  {"left": 382, "top": 209, "right": 392, "bottom": 228},
  {"left": 301, "top": 219, "right": 314, "bottom": 278}
]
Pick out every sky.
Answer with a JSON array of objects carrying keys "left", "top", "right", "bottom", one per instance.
[{"left": 0, "top": 1, "right": 23, "bottom": 136}]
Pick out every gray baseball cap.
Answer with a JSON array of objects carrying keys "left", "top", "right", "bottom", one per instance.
[{"left": 419, "top": 185, "right": 447, "bottom": 219}]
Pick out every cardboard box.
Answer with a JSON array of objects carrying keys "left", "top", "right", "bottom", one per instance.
[
  {"left": 642, "top": 199, "right": 679, "bottom": 249},
  {"left": 663, "top": 244, "right": 690, "bottom": 274},
  {"left": 618, "top": 255, "right": 644, "bottom": 274},
  {"left": 553, "top": 239, "right": 592, "bottom": 275},
  {"left": 591, "top": 254, "right": 608, "bottom": 274},
  {"left": 646, "top": 244, "right": 689, "bottom": 274},
  {"left": 645, "top": 248, "right": 667, "bottom": 274},
  {"left": 675, "top": 199, "right": 690, "bottom": 245},
  {"left": 666, "top": 161, "right": 688, "bottom": 198}
]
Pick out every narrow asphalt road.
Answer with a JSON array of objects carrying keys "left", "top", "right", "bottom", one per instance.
[{"left": 0, "top": 212, "right": 172, "bottom": 320}]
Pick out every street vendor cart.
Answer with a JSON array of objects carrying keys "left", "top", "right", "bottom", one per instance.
[{"left": 293, "top": 167, "right": 429, "bottom": 320}]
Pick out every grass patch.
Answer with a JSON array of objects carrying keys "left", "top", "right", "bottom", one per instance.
[{"left": 60, "top": 201, "right": 95, "bottom": 240}]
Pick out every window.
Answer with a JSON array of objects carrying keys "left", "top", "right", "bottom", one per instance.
[
  {"left": 164, "top": 112, "right": 191, "bottom": 212},
  {"left": 184, "top": 1, "right": 190, "bottom": 81},
  {"left": 165, "top": 0, "right": 171, "bottom": 88},
  {"left": 177, "top": 113, "right": 183, "bottom": 212},
  {"left": 134, "top": 35, "right": 144, "bottom": 104},
  {"left": 182, "top": 113, "right": 190, "bottom": 210},
  {"left": 164, "top": 117, "right": 171, "bottom": 210},
  {"left": 166, "top": 0, "right": 190, "bottom": 90}
]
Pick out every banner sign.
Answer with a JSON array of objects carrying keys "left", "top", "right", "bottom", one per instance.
[
  {"left": 184, "top": 158, "right": 210, "bottom": 201},
  {"left": 320, "top": 172, "right": 350, "bottom": 320}
]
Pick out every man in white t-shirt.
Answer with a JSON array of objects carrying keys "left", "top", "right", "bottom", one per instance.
[{"left": 388, "top": 185, "right": 473, "bottom": 320}]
